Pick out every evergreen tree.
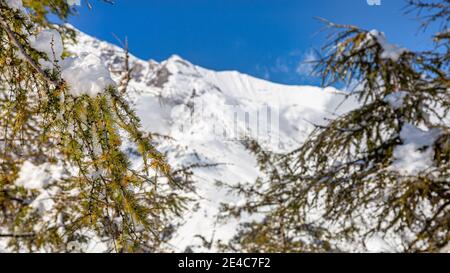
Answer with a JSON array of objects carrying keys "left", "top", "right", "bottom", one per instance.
[
  {"left": 223, "top": 0, "right": 449, "bottom": 253},
  {"left": 0, "top": 0, "right": 187, "bottom": 252}
]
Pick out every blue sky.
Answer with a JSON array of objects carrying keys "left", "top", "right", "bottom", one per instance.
[{"left": 67, "top": 0, "right": 435, "bottom": 85}]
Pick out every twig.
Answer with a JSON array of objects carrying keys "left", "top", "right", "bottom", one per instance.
[
  {"left": 0, "top": 14, "right": 59, "bottom": 86},
  {"left": 0, "top": 233, "right": 35, "bottom": 238},
  {"left": 112, "top": 33, "right": 132, "bottom": 93}
]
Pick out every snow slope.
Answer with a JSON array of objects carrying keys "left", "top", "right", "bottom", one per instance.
[{"left": 67, "top": 28, "right": 357, "bottom": 251}]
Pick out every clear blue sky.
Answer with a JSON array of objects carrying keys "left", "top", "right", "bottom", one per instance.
[{"left": 67, "top": 0, "right": 435, "bottom": 85}]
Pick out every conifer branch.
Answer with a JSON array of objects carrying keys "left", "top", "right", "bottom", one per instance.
[{"left": 0, "top": 13, "right": 59, "bottom": 86}]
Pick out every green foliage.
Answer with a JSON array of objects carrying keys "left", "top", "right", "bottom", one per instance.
[
  {"left": 223, "top": 0, "right": 449, "bottom": 253},
  {"left": 0, "top": 0, "right": 187, "bottom": 252}
]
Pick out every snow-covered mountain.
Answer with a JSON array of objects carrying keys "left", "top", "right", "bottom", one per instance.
[{"left": 66, "top": 28, "right": 357, "bottom": 252}]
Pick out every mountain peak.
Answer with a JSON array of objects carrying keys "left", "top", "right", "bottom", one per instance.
[
  {"left": 167, "top": 54, "right": 184, "bottom": 62},
  {"left": 164, "top": 54, "right": 194, "bottom": 68},
  {"left": 160, "top": 54, "right": 198, "bottom": 78}
]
